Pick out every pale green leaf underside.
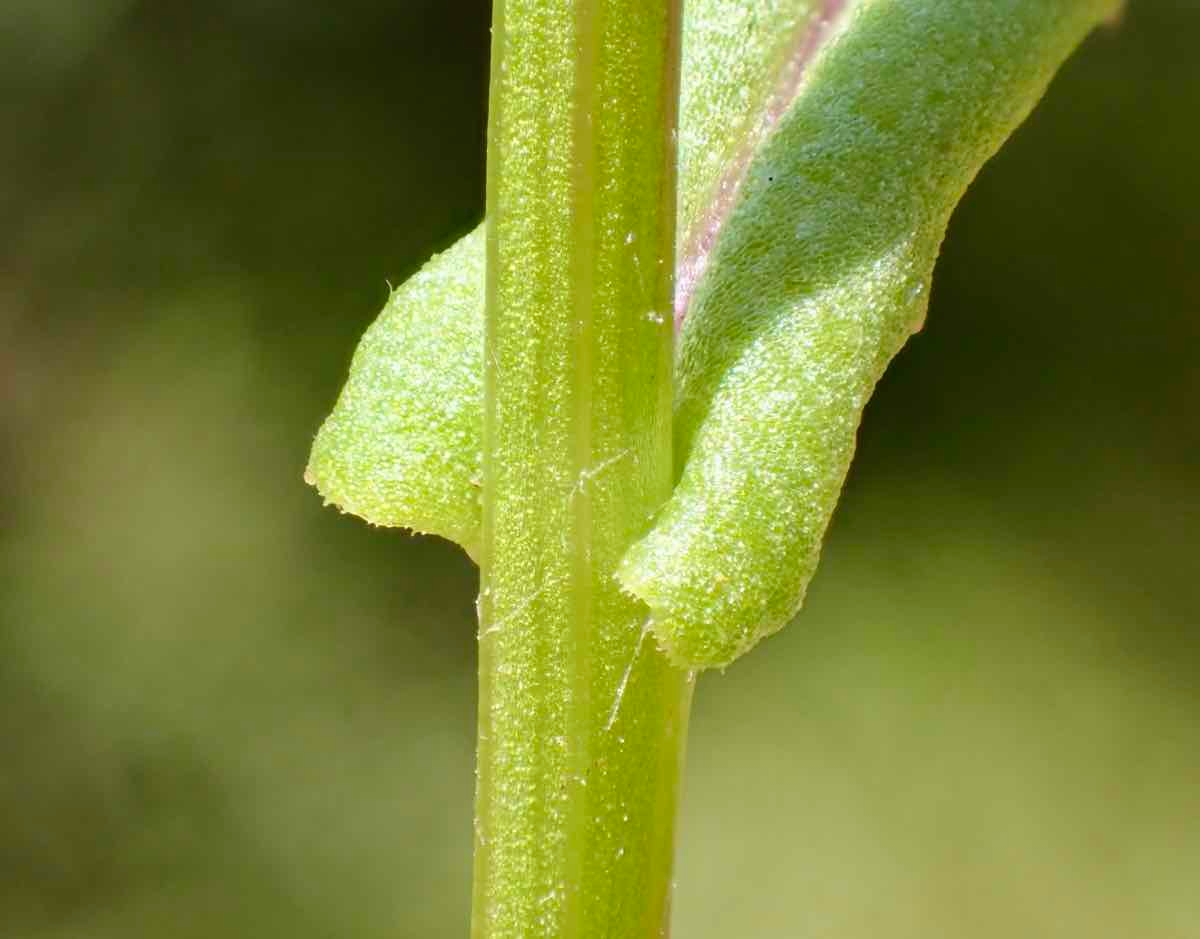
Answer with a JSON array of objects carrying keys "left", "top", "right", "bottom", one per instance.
[{"left": 307, "top": 0, "right": 1118, "bottom": 668}]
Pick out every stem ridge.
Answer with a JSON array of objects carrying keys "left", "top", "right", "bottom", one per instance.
[{"left": 473, "top": 2, "right": 688, "bottom": 936}]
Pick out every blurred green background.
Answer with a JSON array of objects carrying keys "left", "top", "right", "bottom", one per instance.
[{"left": 1, "top": 2, "right": 1196, "bottom": 937}]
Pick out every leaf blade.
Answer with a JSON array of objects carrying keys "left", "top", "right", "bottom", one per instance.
[
  {"left": 305, "top": 225, "right": 485, "bottom": 559},
  {"left": 307, "top": 0, "right": 1121, "bottom": 671},
  {"left": 621, "top": 0, "right": 1122, "bottom": 668}
]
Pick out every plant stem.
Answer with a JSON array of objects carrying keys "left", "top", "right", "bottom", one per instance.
[{"left": 473, "top": 0, "right": 689, "bottom": 937}]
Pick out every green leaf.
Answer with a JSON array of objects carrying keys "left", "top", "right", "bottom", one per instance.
[
  {"left": 306, "top": 0, "right": 821, "bottom": 555},
  {"left": 307, "top": 0, "right": 1120, "bottom": 669},
  {"left": 622, "top": 0, "right": 1122, "bottom": 668},
  {"left": 305, "top": 225, "right": 484, "bottom": 559}
]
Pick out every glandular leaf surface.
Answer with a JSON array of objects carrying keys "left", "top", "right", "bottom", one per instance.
[{"left": 307, "top": 0, "right": 1120, "bottom": 669}]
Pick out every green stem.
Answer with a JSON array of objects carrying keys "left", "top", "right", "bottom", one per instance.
[{"left": 473, "top": 0, "right": 689, "bottom": 937}]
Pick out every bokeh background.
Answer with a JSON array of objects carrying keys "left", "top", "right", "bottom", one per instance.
[{"left": 2, "top": 2, "right": 1197, "bottom": 936}]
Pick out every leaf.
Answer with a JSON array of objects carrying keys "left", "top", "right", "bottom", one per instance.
[
  {"left": 621, "top": 0, "right": 1122, "bottom": 668},
  {"left": 305, "top": 226, "right": 484, "bottom": 559},
  {"left": 308, "top": 0, "right": 1120, "bottom": 668},
  {"left": 306, "top": 0, "right": 823, "bottom": 556}
]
